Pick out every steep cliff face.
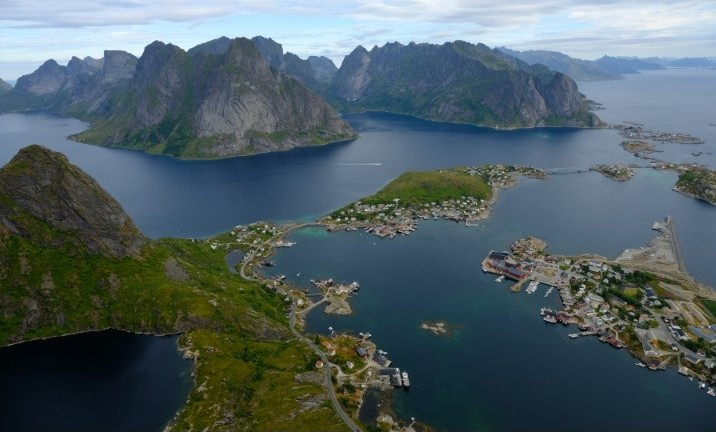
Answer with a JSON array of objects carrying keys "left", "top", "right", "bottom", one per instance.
[
  {"left": 329, "top": 41, "right": 601, "bottom": 128},
  {"left": 0, "top": 145, "right": 145, "bottom": 258},
  {"left": 307, "top": 56, "right": 338, "bottom": 82},
  {"left": 76, "top": 38, "right": 355, "bottom": 158},
  {"left": 250, "top": 36, "right": 332, "bottom": 91},
  {"left": 0, "top": 78, "right": 11, "bottom": 95}
]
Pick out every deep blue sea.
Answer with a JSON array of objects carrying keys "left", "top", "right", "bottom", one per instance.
[{"left": 0, "top": 68, "right": 714, "bottom": 431}]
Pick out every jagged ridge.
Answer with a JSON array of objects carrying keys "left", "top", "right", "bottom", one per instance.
[{"left": 329, "top": 41, "right": 601, "bottom": 128}]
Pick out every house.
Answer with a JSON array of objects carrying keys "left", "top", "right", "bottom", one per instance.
[{"left": 356, "top": 347, "right": 369, "bottom": 358}]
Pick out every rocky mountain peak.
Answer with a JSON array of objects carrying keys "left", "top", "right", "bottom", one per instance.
[
  {"left": 15, "top": 59, "right": 68, "bottom": 96},
  {"left": 100, "top": 50, "right": 137, "bottom": 84},
  {"left": 0, "top": 145, "right": 146, "bottom": 258}
]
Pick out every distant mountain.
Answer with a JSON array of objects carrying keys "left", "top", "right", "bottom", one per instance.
[
  {"left": 329, "top": 41, "right": 601, "bottom": 128},
  {"left": 498, "top": 47, "right": 620, "bottom": 81},
  {"left": 0, "top": 38, "right": 355, "bottom": 159},
  {"left": 188, "top": 36, "right": 338, "bottom": 92},
  {"left": 0, "top": 145, "right": 145, "bottom": 258},
  {"left": 0, "top": 78, "right": 11, "bottom": 95},
  {"left": 0, "top": 51, "right": 137, "bottom": 117},
  {"left": 308, "top": 56, "right": 338, "bottom": 82},
  {"left": 593, "top": 56, "right": 664, "bottom": 75},
  {"left": 250, "top": 36, "right": 337, "bottom": 91},
  {"left": 645, "top": 57, "right": 716, "bottom": 68}
]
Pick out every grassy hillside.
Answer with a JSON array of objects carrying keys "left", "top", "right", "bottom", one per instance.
[
  {"left": 361, "top": 169, "right": 492, "bottom": 206},
  {"left": 0, "top": 217, "right": 347, "bottom": 431}
]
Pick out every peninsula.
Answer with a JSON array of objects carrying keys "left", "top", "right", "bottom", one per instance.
[{"left": 482, "top": 218, "right": 716, "bottom": 387}]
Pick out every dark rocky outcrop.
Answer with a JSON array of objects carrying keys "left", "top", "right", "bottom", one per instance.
[
  {"left": 329, "top": 41, "right": 601, "bottom": 128},
  {"left": 0, "top": 145, "right": 145, "bottom": 258}
]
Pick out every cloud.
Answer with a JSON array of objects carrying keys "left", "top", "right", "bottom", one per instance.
[{"left": 0, "top": 0, "right": 714, "bottom": 77}]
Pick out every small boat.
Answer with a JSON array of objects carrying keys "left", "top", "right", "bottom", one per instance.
[
  {"left": 495, "top": 275, "right": 505, "bottom": 282},
  {"left": 708, "top": 388, "right": 716, "bottom": 397},
  {"left": 635, "top": 362, "right": 646, "bottom": 368},
  {"left": 401, "top": 371, "right": 410, "bottom": 387},
  {"left": 689, "top": 376, "right": 694, "bottom": 382},
  {"left": 699, "top": 381, "right": 707, "bottom": 389},
  {"left": 568, "top": 333, "right": 579, "bottom": 339},
  {"left": 543, "top": 315, "right": 557, "bottom": 324}
]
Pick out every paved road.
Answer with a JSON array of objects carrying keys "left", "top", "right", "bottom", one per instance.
[
  {"left": 289, "top": 303, "right": 362, "bottom": 432},
  {"left": 237, "top": 222, "right": 361, "bottom": 431}
]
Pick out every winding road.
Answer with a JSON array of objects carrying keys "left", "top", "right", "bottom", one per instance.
[
  {"left": 289, "top": 303, "right": 362, "bottom": 432},
  {"left": 236, "top": 222, "right": 361, "bottom": 431}
]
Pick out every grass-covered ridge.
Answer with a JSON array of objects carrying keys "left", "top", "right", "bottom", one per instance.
[{"left": 361, "top": 168, "right": 492, "bottom": 206}]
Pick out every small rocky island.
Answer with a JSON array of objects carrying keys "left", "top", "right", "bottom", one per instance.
[
  {"left": 591, "top": 164, "right": 637, "bottom": 181},
  {"left": 420, "top": 321, "right": 452, "bottom": 336}
]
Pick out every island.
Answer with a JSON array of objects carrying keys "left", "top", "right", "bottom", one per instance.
[
  {"left": 675, "top": 167, "right": 716, "bottom": 206},
  {"left": 319, "top": 165, "right": 546, "bottom": 237},
  {"left": 591, "top": 163, "right": 637, "bottom": 181}
]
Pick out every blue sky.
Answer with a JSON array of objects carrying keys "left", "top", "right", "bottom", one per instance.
[{"left": 1, "top": 0, "right": 715, "bottom": 80}]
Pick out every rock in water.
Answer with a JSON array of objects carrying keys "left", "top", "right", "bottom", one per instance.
[{"left": 0, "top": 145, "right": 145, "bottom": 258}]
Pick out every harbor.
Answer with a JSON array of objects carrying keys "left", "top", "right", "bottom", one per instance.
[{"left": 481, "top": 218, "right": 716, "bottom": 397}]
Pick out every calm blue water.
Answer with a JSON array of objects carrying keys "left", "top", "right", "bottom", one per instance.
[
  {"left": 1, "top": 69, "right": 715, "bottom": 431},
  {"left": 0, "top": 330, "right": 193, "bottom": 432},
  {"left": 580, "top": 68, "right": 716, "bottom": 169},
  {"left": 267, "top": 216, "right": 716, "bottom": 431},
  {"left": 268, "top": 168, "right": 716, "bottom": 430}
]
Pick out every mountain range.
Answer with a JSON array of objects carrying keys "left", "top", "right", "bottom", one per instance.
[
  {"left": 328, "top": 41, "right": 600, "bottom": 128},
  {"left": 499, "top": 48, "right": 716, "bottom": 81},
  {"left": 0, "top": 36, "right": 604, "bottom": 158}
]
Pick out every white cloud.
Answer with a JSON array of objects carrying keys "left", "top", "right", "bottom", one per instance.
[{"left": 0, "top": 0, "right": 714, "bottom": 78}]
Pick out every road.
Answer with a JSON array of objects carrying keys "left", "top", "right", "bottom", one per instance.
[
  {"left": 236, "top": 221, "right": 361, "bottom": 431},
  {"left": 289, "top": 303, "right": 362, "bottom": 432}
]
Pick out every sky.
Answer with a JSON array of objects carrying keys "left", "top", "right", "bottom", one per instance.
[{"left": 1, "top": 0, "right": 715, "bottom": 80}]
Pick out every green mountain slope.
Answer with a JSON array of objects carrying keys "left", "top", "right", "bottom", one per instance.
[{"left": 0, "top": 145, "right": 348, "bottom": 431}]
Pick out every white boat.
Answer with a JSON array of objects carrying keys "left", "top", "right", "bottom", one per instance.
[
  {"left": 568, "top": 333, "right": 579, "bottom": 339},
  {"left": 543, "top": 315, "right": 557, "bottom": 324},
  {"left": 401, "top": 371, "right": 410, "bottom": 387},
  {"left": 544, "top": 287, "right": 554, "bottom": 298},
  {"left": 635, "top": 362, "right": 646, "bottom": 368},
  {"left": 495, "top": 275, "right": 505, "bottom": 282},
  {"left": 708, "top": 388, "right": 716, "bottom": 397},
  {"left": 526, "top": 280, "right": 539, "bottom": 294},
  {"left": 699, "top": 381, "right": 707, "bottom": 389}
]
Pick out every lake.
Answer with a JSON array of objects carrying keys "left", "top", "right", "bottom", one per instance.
[{"left": 0, "top": 330, "right": 193, "bottom": 432}]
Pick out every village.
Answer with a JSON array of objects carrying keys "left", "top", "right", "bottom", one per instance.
[
  {"left": 321, "top": 164, "right": 547, "bottom": 239},
  {"left": 482, "top": 218, "right": 716, "bottom": 397}
]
